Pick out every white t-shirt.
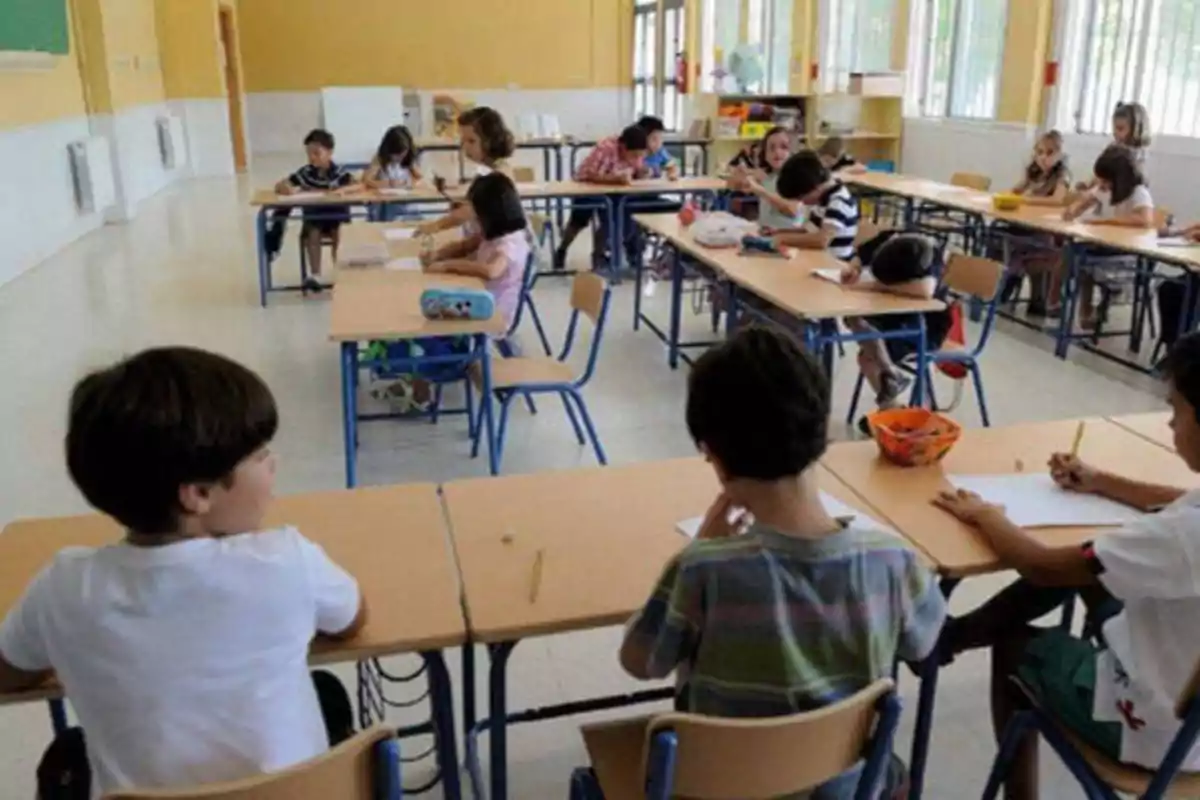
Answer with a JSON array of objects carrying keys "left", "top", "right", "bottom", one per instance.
[
  {"left": 757, "top": 173, "right": 806, "bottom": 231},
  {"left": 1093, "top": 489, "right": 1200, "bottom": 769},
  {"left": 1091, "top": 184, "right": 1153, "bottom": 218},
  {"left": 0, "top": 527, "right": 360, "bottom": 798}
]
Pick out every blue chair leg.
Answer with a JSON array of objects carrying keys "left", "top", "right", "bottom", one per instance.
[
  {"left": 470, "top": 390, "right": 489, "bottom": 459},
  {"left": 523, "top": 392, "right": 538, "bottom": 416},
  {"left": 981, "top": 711, "right": 1036, "bottom": 800},
  {"left": 567, "top": 390, "right": 607, "bottom": 465},
  {"left": 494, "top": 391, "right": 516, "bottom": 469},
  {"left": 430, "top": 382, "right": 444, "bottom": 425},
  {"left": 846, "top": 371, "right": 867, "bottom": 425},
  {"left": 970, "top": 362, "right": 991, "bottom": 427},
  {"left": 924, "top": 367, "right": 939, "bottom": 411},
  {"left": 465, "top": 378, "right": 476, "bottom": 439},
  {"left": 526, "top": 297, "right": 553, "bottom": 356},
  {"left": 560, "top": 391, "right": 586, "bottom": 444}
]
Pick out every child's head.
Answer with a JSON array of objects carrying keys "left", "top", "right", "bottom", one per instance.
[
  {"left": 1162, "top": 332, "right": 1200, "bottom": 471},
  {"left": 458, "top": 107, "right": 516, "bottom": 166},
  {"left": 376, "top": 125, "right": 416, "bottom": 168},
  {"left": 1092, "top": 144, "right": 1144, "bottom": 204},
  {"left": 1027, "top": 129, "right": 1066, "bottom": 181},
  {"left": 304, "top": 129, "right": 336, "bottom": 169},
  {"left": 1112, "top": 102, "right": 1150, "bottom": 149},
  {"left": 636, "top": 115, "right": 667, "bottom": 153},
  {"left": 617, "top": 124, "right": 650, "bottom": 166},
  {"left": 759, "top": 126, "right": 792, "bottom": 172},
  {"left": 816, "top": 136, "right": 847, "bottom": 169},
  {"left": 467, "top": 172, "right": 527, "bottom": 240},
  {"left": 66, "top": 347, "right": 279, "bottom": 538},
  {"left": 686, "top": 327, "right": 829, "bottom": 496},
  {"left": 776, "top": 149, "right": 832, "bottom": 204},
  {"left": 870, "top": 234, "right": 937, "bottom": 283}
]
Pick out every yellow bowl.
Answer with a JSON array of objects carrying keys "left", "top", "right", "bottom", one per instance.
[
  {"left": 866, "top": 407, "right": 962, "bottom": 467},
  {"left": 992, "top": 193, "right": 1023, "bottom": 211}
]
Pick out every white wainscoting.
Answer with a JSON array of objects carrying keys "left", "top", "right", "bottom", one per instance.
[
  {"left": 0, "top": 115, "right": 105, "bottom": 287},
  {"left": 169, "top": 98, "right": 237, "bottom": 178}
]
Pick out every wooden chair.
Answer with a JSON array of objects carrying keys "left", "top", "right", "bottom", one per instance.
[
  {"left": 105, "top": 726, "right": 401, "bottom": 800},
  {"left": 983, "top": 660, "right": 1200, "bottom": 800},
  {"left": 569, "top": 679, "right": 901, "bottom": 800},
  {"left": 513, "top": 166, "right": 555, "bottom": 250},
  {"left": 846, "top": 253, "right": 1005, "bottom": 427},
  {"left": 1084, "top": 206, "right": 1175, "bottom": 345},
  {"left": 468, "top": 272, "right": 612, "bottom": 470}
]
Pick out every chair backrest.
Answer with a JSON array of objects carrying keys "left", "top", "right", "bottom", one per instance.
[
  {"left": 512, "top": 166, "right": 536, "bottom": 183},
  {"left": 104, "top": 727, "right": 400, "bottom": 800},
  {"left": 943, "top": 253, "right": 1005, "bottom": 302},
  {"left": 646, "top": 679, "right": 896, "bottom": 799},
  {"left": 561, "top": 272, "right": 612, "bottom": 386},
  {"left": 950, "top": 172, "right": 992, "bottom": 191},
  {"left": 506, "top": 248, "right": 539, "bottom": 338}
]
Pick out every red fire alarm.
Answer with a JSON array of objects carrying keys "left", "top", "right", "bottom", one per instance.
[
  {"left": 810, "top": 62, "right": 819, "bottom": 81},
  {"left": 1044, "top": 61, "right": 1059, "bottom": 87}
]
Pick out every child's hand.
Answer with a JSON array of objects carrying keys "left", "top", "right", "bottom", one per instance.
[
  {"left": 617, "top": 172, "right": 634, "bottom": 186},
  {"left": 840, "top": 265, "right": 862, "bottom": 284},
  {"left": 278, "top": 184, "right": 298, "bottom": 196},
  {"left": 665, "top": 163, "right": 680, "bottom": 181},
  {"left": 696, "top": 492, "right": 746, "bottom": 540},
  {"left": 932, "top": 488, "right": 1005, "bottom": 526},
  {"left": 1048, "top": 453, "right": 1101, "bottom": 493}
]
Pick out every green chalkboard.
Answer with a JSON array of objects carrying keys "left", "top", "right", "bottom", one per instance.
[{"left": 0, "top": 0, "right": 69, "bottom": 55}]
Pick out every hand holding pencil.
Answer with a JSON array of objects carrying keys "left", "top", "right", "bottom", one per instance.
[{"left": 1049, "top": 422, "right": 1101, "bottom": 493}]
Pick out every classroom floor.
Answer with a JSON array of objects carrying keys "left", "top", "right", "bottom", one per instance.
[{"left": 0, "top": 156, "right": 1171, "bottom": 798}]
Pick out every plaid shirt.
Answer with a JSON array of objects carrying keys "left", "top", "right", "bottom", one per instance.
[
  {"left": 575, "top": 136, "right": 645, "bottom": 182},
  {"left": 624, "top": 523, "right": 945, "bottom": 795}
]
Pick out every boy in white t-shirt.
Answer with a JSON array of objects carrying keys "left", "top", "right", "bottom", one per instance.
[
  {"left": 0, "top": 347, "right": 366, "bottom": 798},
  {"left": 933, "top": 331, "right": 1200, "bottom": 800}
]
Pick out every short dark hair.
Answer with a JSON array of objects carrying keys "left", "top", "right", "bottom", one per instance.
[
  {"left": 1092, "top": 143, "right": 1145, "bottom": 205},
  {"left": 66, "top": 347, "right": 279, "bottom": 535},
  {"left": 618, "top": 124, "right": 650, "bottom": 152},
  {"left": 686, "top": 327, "right": 829, "bottom": 481},
  {"left": 636, "top": 115, "right": 666, "bottom": 134},
  {"left": 468, "top": 172, "right": 527, "bottom": 240},
  {"left": 870, "top": 234, "right": 937, "bottom": 284},
  {"left": 1163, "top": 332, "right": 1200, "bottom": 421},
  {"left": 304, "top": 128, "right": 335, "bottom": 150},
  {"left": 458, "top": 107, "right": 515, "bottom": 161},
  {"left": 776, "top": 150, "right": 830, "bottom": 200},
  {"left": 376, "top": 125, "right": 416, "bottom": 168}
]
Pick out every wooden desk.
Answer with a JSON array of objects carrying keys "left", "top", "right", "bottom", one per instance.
[
  {"left": 820, "top": 418, "right": 1194, "bottom": 577},
  {"left": 1108, "top": 411, "right": 1174, "bottom": 451},
  {"left": 443, "top": 456, "right": 911, "bottom": 800},
  {"left": 335, "top": 222, "right": 459, "bottom": 268}
]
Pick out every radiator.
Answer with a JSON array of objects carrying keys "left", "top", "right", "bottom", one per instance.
[
  {"left": 156, "top": 114, "right": 188, "bottom": 170},
  {"left": 67, "top": 136, "right": 116, "bottom": 214}
]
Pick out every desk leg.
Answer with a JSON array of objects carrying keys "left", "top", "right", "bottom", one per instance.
[
  {"left": 48, "top": 699, "right": 67, "bottom": 735},
  {"left": 479, "top": 337, "right": 499, "bottom": 475},
  {"left": 903, "top": 197, "right": 915, "bottom": 229},
  {"left": 487, "top": 642, "right": 516, "bottom": 800},
  {"left": 724, "top": 281, "right": 738, "bottom": 337},
  {"left": 1055, "top": 242, "right": 1079, "bottom": 359},
  {"left": 421, "top": 650, "right": 463, "bottom": 800},
  {"left": 256, "top": 208, "right": 269, "bottom": 307},
  {"left": 462, "top": 643, "right": 476, "bottom": 743},
  {"left": 668, "top": 246, "right": 683, "bottom": 369},
  {"left": 914, "top": 316, "right": 928, "bottom": 407},
  {"left": 819, "top": 320, "right": 836, "bottom": 378},
  {"left": 907, "top": 576, "right": 960, "bottom": 800},
  {"left": 340, "top": 342, "right": 359, "bottom": 488},
  {"left": 612, "top": 195, "right": 626, "bottom": 282}
]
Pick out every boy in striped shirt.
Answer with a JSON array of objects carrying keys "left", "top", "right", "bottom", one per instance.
[
  {"left": 621, "top": 327, "right": 946, "bottom": 797},
  {"left": 774, "top": 149, "right": 860, "bottom": 261}
]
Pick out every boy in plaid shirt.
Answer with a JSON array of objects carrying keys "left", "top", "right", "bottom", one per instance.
[{"left": 621, "top": 327, "right": 946, "bottom": 798}]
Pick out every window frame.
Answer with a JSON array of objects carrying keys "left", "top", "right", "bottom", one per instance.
[{"left": 912, "top": 0, "right": 1009, "bottom": 121}]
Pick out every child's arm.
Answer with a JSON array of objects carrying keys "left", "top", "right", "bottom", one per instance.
[
  {"left": 746, "top": 178, "right": 801, "bottom": 224},
  {"left": 417, "top": 204, "right": 474, "bottom": 236},
  {"left": 1062, "top": 192, "right": 1099, "bottom": 221},
  {"left": 362, "top": 158, "right": 385, "bottom": 189},
  {"left": 301, "top": 536, "right": 369, "bottom": 641},
  {"left": 410, "top": 163, "right": 424, "bottom": 182},
  {"left": 275, "top": 172, "right": 299, "bottom": 195},
  {"left": 576, "top": 147, "right": 633, "bottom": 186},
  {"left": 1021, "top": 185, "right": 1069, "bottom": 207},
  {"left": 1011, "top": 177, "right": 1031, "bottom": 195},
  {"left": 429, "top": 233, "right": 482, "bottom": 263},
  {"left": 1088, "top": 204, "right": 1155, "bottom": 228},
  {"left": 774, "top": 229, "right": 831, "bottom": 250},
  {"left": 428, "top": 250, "right": 507, "bottom": 281},
  {"left": 619, "top": 552, "right": 699, "bottom": 681},
  {"left": 0, "top": 571, "right": 56, "bottom": 693},
  {"left": 1049, "top": 453, "right": 1185, "bottom": 511},
  {"left": 846, "top": 276, "right": 937, "bottom": 298}
]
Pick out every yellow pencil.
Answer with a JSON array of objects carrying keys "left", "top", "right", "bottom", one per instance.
[
  {"left": 529, "top": 549, "right": 544, "bottom": 604},
  {"left": 1070, "top": 421, "right": 1087, "bottom": 458}
]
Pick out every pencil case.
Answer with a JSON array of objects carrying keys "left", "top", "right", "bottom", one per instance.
[
  {"left": 420, "top": 288, "right": 495, "bottom": 321},
  {"left": 739, "top": 234, "right": 790, "bottom": 258}
]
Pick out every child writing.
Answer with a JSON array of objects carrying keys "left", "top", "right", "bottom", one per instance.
[
  {"left": 817, "top": 136, "right": 866, "bottom": 175},
  {"left": 1005, "top": 130, "right": 1072, "bottom": 316},
  {"left": 773, "top": 149, "right": 860, "bottom": 260},
  {"left": 1063, "top": 144, "right": 1156, "bottom": 329},
  {"left": 841, "top": 231, "right": 951, "bottom": 432},
  {"left": 0, "top": 347, "right": 366, "bottom": 798},
  {"left": 274, "top": 128, "right": 357, "bottom": 295},
  {"left": 931, "top": 330, "right": 1200, "bottom": 800},
  {"left": 416, "top": 107, "right": 516, "bottom": 236},
  {"left": 621, "top": 325, "right": 946, "bottom": 797},
  {"left": 726, "top": 126, "right": 805, "bottom": 232},
  {"left": 552, "top": 124, "right": 650, "bottom": 271},
  {"left": 364, "top": 125, "right": 423, "bottom": 222},
  {"left": 636, "top": 115, "right": 680, "bottom": 179}
]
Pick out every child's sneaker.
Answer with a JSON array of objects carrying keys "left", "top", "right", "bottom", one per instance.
[{"left": 302, "top": 277, "right": 324, "bottom": 296}]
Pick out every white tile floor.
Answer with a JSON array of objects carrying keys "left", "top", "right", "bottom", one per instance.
[{"left": 0, "top": 157, "right": 1173, "bottom": 798}]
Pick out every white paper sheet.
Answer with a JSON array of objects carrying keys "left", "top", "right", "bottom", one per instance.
[
  {"left": 1157, "top": 236, "right": 1197, "bottom": 248},
  {"left": 378, "top": 188, "right": 411, "bottom": 197},
  {"left": 676, "top": 492, "right": 892, "bottom": 538},
  {"left": 383, "top": 228, "right": 416, "bottom": 241},
  {"left": 289, "top": 191, "right": 325, "bottom": 200},
  {"left": 813, "top": 269, "right": 844, "bottom": 284},
  {"left": 339, "top": 244, "right": 389, "bottom": 266},
  {"left": 385, "top": 257, "right": 422, "bottom": 271},
  {"left": 947, "top": 474, "right": 1144, "bottom": 528}
]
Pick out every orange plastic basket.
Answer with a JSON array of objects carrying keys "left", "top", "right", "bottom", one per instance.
[{"left": 866, "top": 407, "right": 962, "bottom": 467}]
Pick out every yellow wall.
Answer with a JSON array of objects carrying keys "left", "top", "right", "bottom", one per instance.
[
  {"left": 996, "top": 0, "right": 1054, "bottom": 124},
  {"left": 237, "top": 0, "right": 630, "bottom": 92},
  {"left": 156, "top": 0, "right": 225, "bottom": 99},
  {"left": 69, "top": 0, "right": 165, "bottom": 113}
]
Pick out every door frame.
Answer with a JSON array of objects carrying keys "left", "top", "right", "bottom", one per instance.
[{"left": 217, "top": 5, "right": 248, "bottom": 172}]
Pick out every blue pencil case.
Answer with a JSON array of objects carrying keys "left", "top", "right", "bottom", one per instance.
[{"left": 420, "top": 288, "right": 495, "bottom": 321}]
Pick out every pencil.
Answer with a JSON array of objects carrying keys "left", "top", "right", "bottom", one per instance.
[
  {"left": 529, "top": 549, "right": 544, "bottom": 604},
  {"left": 1069, "top": 421, "right": 1087, "bottom": 458}
]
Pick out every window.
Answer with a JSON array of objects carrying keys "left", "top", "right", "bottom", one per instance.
[
  {"left": 821, "top": 0, "right": 896, "bottom": 93},
  {"left": 1073, "top": 0, "right": 1200, "bottom": 138},
  {"left": 632, "top": 0, "right": 686, "bottom": 129},
  {"left": 704, "top": 0, "right": 792, "bottom": 94},
  {"left": 915, "top": 0, "right": 1008, "bottom": 119}
]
